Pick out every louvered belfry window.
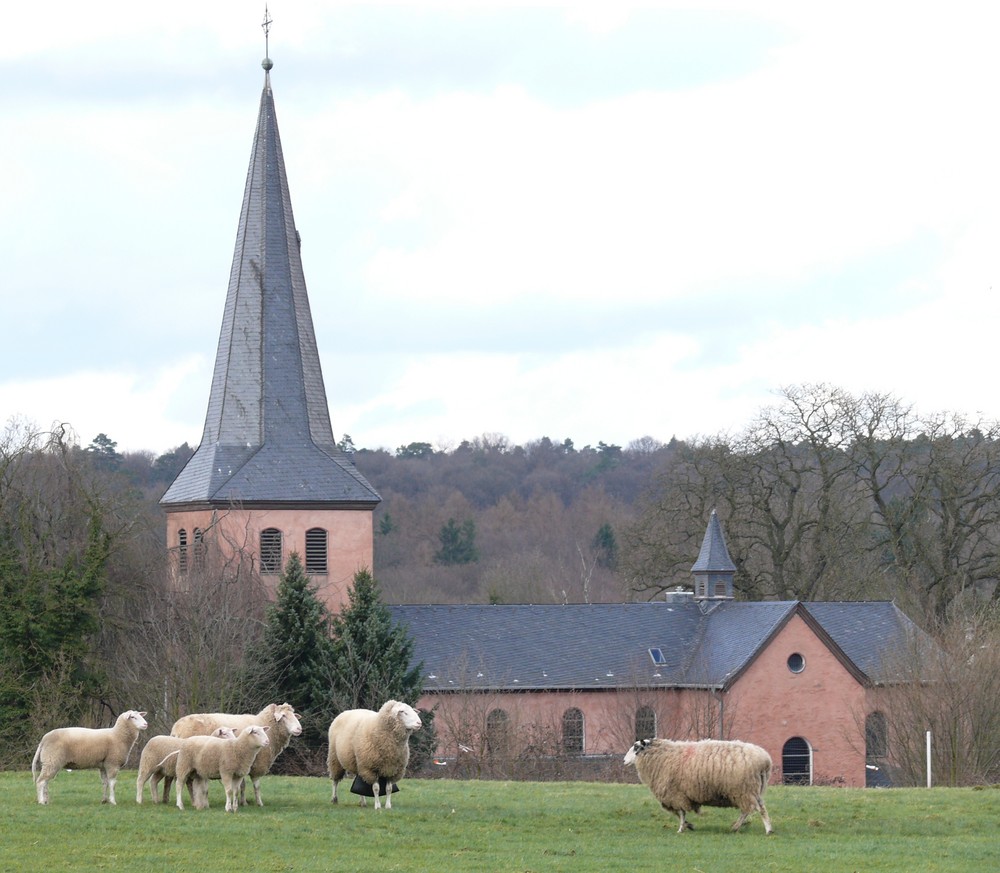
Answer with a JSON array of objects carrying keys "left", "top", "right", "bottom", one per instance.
[
  {"left": 177, "top": 529, "right": 188, "bottom": 575},
  {"left": 305, "top": 527, "right": 328, "bottom": 574},
  {"left": 193, "top": 527, "right": 206, "bottom": 572},
  {"left": 260, "top": 528, "right": 283, "bottom": 574}
]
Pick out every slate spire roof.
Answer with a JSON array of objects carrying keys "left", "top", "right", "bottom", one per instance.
[
  {"left": 161, "top": 62, "right": 380, "bottom": 509},
  {"left": 691, "top": 508, "right": 736, "bottom": 573}
]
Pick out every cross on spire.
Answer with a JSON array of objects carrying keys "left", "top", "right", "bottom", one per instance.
[{"left": 262, "top": 6, "right": 274, "bottom": 71}]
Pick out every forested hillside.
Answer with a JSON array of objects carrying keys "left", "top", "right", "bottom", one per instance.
[
  {"left": 4, "top": 384, "right": 1000, "bottom": 775},
  {"left": 7, "top": 382, "right": 1000, "bottom": 626}
]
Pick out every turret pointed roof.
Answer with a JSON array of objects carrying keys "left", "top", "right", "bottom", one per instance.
[
  {"left": 161, "top": 63, "right": 379, "bottom": 509},
  {"left": 691, "top": 508, "right": 736, "bottom": 573}
]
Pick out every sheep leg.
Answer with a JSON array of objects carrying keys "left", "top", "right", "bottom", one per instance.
[
  {"left": 758, "top": 800, "right": 773, "bottom": 835},
  {"left": 35, "top": 775, "right": 50, "bottom": 805},
  {"left": 223, "top": 775, "right": 238, "bottom": 812},
  {"left": 194, "top": 777, "right": 210, "bottom": 810},
  {"left": 675, "top": 810, "right": 694, "bottom": 833},
  {"left": 330, "top": 777, "right": 340, "bottom": 804},
  {"left": 100, "top": 766, "right": 117, "bottom": 805},
  {"left": 251, "top": 775, "right": 264, "bottom": 807},
  {"left": 175, "top": 768, "right": 190, "bottom": 810},
  {"left": 372, "top": 780, "right": 382, "bottom": 811},
  {"left": 383, "top": 779, "right": 393, "bottom": 810},
  {"left": 161, "top": 775, "right": 174, "bottom": 804}
]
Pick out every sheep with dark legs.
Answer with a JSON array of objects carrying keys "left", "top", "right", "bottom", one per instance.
[
  {"left": 624, "top": 738, "right": 774, "bottom": 834},
  {"left": 327, "top": 700, "right": 422, "bottom": 811}
]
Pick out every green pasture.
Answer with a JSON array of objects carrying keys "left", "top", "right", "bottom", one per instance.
[{"left": 2, "top": 772, "right": 998, "bottom": 872}]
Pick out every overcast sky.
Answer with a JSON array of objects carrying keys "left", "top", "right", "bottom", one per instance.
[{"left": 3, "top": 1, "right": 998, "bottom": 455}]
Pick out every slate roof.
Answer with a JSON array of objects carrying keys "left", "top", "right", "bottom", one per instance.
[
  {"left": 389, "top": 600, "right": 927, "bottom": 693},
  {"left": 161, "top": 66, "right": 379, "bottom": 509},
  {"left": 691, "top": 508, "right": 736, "bottom": 573}
]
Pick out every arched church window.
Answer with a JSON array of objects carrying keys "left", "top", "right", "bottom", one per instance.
[
  {"left": 635, "top": 705, "right": 656, "bottom": 741},
  {"left": 260, "top": 528, "right": 283, "bottom": 574},
  {"left": 486, "top": 708, "right": 511, "bottom": 758},
  {"left": 782, "top": 736, "right": 812, "bottom": 785},
  {"left": 305, "top": 527, "right": 328, "bottom": 574},
  {"left": 562, "top": 708, "right": 584, "bottom": 755}
]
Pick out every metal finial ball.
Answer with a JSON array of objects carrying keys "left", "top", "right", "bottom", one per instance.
[{"left": 262, "top": 57, "right": 274, "bottom": 71}]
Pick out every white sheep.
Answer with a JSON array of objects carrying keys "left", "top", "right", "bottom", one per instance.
[
  {"left": 624, "top": 738, "right": 774, "bottom": 834},
  {"left": 135, "top": 727, "right": 237, "bottom": 804},
  {"left": 173, "top": 725, "right": 271, "bottom": 812},
  {"left": 170, "top": 702, "right": 302, "bottom": 806},
  {"left": 327, "top": 699, "right": 422, "bottom": 811},
  {"left": 31, "top": 710, "right": 148, "bottom": 805}
]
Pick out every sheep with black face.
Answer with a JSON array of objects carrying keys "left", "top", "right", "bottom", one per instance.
[{"left": 624, "top": 738, "right": 773, "bottom": 834}]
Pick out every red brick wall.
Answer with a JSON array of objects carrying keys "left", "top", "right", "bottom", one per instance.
[
  {"left": 726, "top": 613, "right": 868, "bottom": 787},
  {"left": 416, "top": 613, "right": 873, "bottom": 787}
]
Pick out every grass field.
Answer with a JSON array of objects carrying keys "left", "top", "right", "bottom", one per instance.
[{"left": 2, "top": 771, "right": 998, "bottom": 872}]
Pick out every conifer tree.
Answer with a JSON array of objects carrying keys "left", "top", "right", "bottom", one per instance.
[
  {"left": 255, "top": 552, "right": 336, "bottom": 754},
  {"left": 328, "top": 568, "right": 423, "bottom": 712},
  {"left": 328, "top": 567, "right": 435, "bottom": 770}
]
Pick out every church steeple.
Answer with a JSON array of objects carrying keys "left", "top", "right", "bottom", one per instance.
[
  {"left": 161, "top": 27, "right": 379, "bottom": 608},
  {"left": 161, "top": 46, "right": 379, "bottom": 510},
  {"left": 691, "top": 509, "right": 736, "bottom": 601}
]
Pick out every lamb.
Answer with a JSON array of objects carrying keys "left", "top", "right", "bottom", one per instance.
[
  {"left": 135, "top": 727, "right": 237, "bottom": 804},
  {"left": 173, "top": 725, "right": 270, "bottom": 812},
  {"left": 327, "top": 699, "right": 422, "bottom": 811},
  {"left": 31, "top": 710, "right": 148, "bottom": 805},
  {"left": 170, "top": 702, "right": 302, "bottom": 806},
  {"left": 624, "top": 738, "right": 774, "bottom": 835}
]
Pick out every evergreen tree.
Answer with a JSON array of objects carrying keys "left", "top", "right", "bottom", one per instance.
[
  {"left": 0, "top": 509, "right": 109, "bottom": 742},
  {"left": 434, "top": 518, "right": 479, "bottom": 565},
  {"left": 329, "top": 568, "right": 423, "bottom": 711},
  {"left": 328, "top": 568, "right": 435, "bottom": 770},
  {"left": 592, "top": 523, "right": 619, "bottom": 569},
  {"left": 254, "top": 552, "right": 337, "bottom": 755}
]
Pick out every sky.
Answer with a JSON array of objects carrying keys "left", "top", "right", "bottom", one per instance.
[{"left": 3, "top": 1, "right": 999, "bottom": 456}]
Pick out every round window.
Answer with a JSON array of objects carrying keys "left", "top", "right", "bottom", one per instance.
[{"left": 787, "top": 653, "right": 805, "bottom": 674}]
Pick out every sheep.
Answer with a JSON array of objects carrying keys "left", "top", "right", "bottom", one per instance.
[
  {"left": 624, "top": 738, "right": 774, "bottom": 835},
  {"left": 170, "top": 702, "right": 302, "bottom": 806},
  {"left": 173, "top": 725, "right": 270, "bottom": 812},
  {"left": 135, "top": 727, "right": 237, "bottom": 804},
  {"left": 31, "top": 710, "right": 148, "bottom": 805},
  {"left": 327, "top": 699, "right": 422, "bottom": 811}
]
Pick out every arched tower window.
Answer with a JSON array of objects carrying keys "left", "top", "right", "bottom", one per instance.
[
  {"left": 562, "top": 708, "right": 584, "bottom": 756},
  {"left": 782, "top": 736, "right": 812, "bottom": 785},
  {"left": 260, "top": 528, "right": 283, "bottom": 574},
  {"left": 305, "top": 527, "right": 328, "bottom": 574},
  {"left": 178, "top": 528, "right": 188, "bottom": 575},
  {"left": 193, "top": 527, "right": 206, "bottom": 572},
  {"left": 635, "top": 705, "right": 656, "bottom": 741}
]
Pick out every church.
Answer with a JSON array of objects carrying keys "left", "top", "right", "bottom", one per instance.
[{"left": 161, "top": 40, "right": 927, "bottom": 789}]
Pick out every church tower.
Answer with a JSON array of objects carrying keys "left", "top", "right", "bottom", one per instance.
[
  {"left": 160, "top": 33, "right": 380, "bottom": 611},
  {"left": 691, "top": 509, "right": 736, "bottom": 601}
]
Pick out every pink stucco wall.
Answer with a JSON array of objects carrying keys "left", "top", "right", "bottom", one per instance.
[{"left": 165, "top": 506, "right": 374, "bottom": 613}]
